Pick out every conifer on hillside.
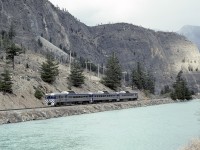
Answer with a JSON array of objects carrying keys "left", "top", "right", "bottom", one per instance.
[
  {"left": 6, "top": 43, "right": 23, "bottom": 69},
  {"left": 131, "top": 62, "right": 155, "bottom": 94},
  {"left": 170, "top": 71, "right": 192, "bottom": 100},
  {"left": 34, "top": 87, "right": 44, "bottom": 100},
  {"left": 0, "top": 69, "right": 13, "bottom": 94},
  {"left": 40, "top": 55, "right": 59, "bottom": 84},
  {"left": 69, "top": 61, "right": 85, "bottom": 87},
  {"left": 102, "top": 53, "right": 122, "bottom": 90},
  {"left": 8, "top": 23, "right": 16, "bottom": 41}
]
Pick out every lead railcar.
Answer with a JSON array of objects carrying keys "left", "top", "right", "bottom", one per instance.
[{"left": 45, "top": 91, "right": 138, "bottom": 106}]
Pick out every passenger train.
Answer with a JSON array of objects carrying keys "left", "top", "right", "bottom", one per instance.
[{"left": 45, "top": 91, "right": 138, "bottom": 106}]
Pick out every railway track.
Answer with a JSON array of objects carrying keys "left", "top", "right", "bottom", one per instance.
[
  {"left": 0, "top": 101, "right": 130, "bottom": 112},
  {"left": 0, "top": 99, "right": 171, "bottom": 112},
  {"left": 0, "top": 106, "right": 51, "bottom": 112}
]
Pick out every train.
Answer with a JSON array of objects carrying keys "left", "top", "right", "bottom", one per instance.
[{"left": 45, "top": 91, "right": 138, "bottom": 106}]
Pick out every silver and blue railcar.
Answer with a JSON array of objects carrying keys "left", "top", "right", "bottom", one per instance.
[{"left": 45, "top": 91, "right": 138, "bottom": 106}]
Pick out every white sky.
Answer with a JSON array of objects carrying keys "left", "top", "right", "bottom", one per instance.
[{"left": 49, "top": 0, "right": 200, "bottom": 31}]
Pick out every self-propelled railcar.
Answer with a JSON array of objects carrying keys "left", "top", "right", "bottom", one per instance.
[{"left": 45, "top": 91, "right": 138, "bottom": 106}]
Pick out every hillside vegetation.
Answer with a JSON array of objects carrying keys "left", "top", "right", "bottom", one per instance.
[
  {"left": 0, "top": 0, "right": 199, "bottom": 93},
  {"left": 0, "top": 49, "right": 115, "bottom": 110}
]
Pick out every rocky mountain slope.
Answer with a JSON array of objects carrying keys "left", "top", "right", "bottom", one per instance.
[
  {"left": 0, "top": 50, "right": 115, "bottom": 110},
  {"left": 0, "top": 0, "right": 200, "bottom": 93},
  {"left": 178, "top": 25, "right": 200, "bottom": 50}
]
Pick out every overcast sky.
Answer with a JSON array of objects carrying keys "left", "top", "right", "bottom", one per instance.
[{"left": 49, "top": 0, "right": 200, "bottom": 31}]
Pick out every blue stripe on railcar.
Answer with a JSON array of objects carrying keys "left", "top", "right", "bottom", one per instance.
[{"left": 45, "top": 92, "right": 138, "bottom": 106}]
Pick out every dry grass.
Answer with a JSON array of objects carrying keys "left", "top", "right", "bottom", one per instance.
[
  {"left": 0, "top": 50, "right": 114, "bottom": 110},
  {"left": 180, "top": 138, "right": 200, "bottom": 150}
]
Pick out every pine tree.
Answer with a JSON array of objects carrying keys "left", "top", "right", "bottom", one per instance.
[
  {"left": 171, "top": 71, "right": 192, "bottom": 100},
  {"left": 8, "top": 23, "right": 16, "bottom": 41},
  {"left": 40, "top": 55, "right": 59, "bottom": 84},
  {"left": 131, "top": 62, "right": 145, "bottom": 90},
  {"left": 34, "top": 87, "right": 44, "bottom": 100},
  {"left": 69, "top": 61, "right": 85, "bottom": 87},
  {"left": 131, "top": 62, "right": 155, "bottom": 94},
  {"left": 145, "top": 72, "right": 155, "bottom": 93},
  {"left": 161, "top": 85, "right": 171, "bottom": 95},
  {"left": 131, "top": 68, "right": 140, "bottom": 89},
  {"left": 1, "top": 32, "right": 10, "bottom": 51},
  {"left": 102, "top": 53, "right": 122, "bottom": 90},
  {"left": 6, "top": 43, "right": 23, "bottom": 69},
  {"left": 0, "top": 69, "right": 13, "bottom": 93}
]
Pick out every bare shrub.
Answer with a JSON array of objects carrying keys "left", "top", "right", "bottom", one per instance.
[{"left": 180, "top": 138, "right": 200, "bottom": 150}]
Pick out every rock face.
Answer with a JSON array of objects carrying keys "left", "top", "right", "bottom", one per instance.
[
  {"left": 0, "top": 0, "right": 200, "bottom": 92},
  {"left": 178, "top": 25, "right": 200, "bottom": 51}
]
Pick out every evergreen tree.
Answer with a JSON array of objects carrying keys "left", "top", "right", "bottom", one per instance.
[
  {"left": 131, "top": 62, "right": 155, "bottom": 94},
  {"left": 1, "top": 31, "right": 10, "bottom": 50},
  {"left": 69, "top": 61, "right": 85, "bottom": 87},
  {"left": 131, "top": 68, "right": 141, "bottom": 89},
  {"left": 102, "top": 53, "right": 122, "bottom": 90},
  {"left": 145, "top": 72, "right": 155, "bottom": 93},
  {"left": 6, "top": 43, "right": 23, "bottom": 69},
  {"left": 34, "top": 87, "right": 44, "bottom": 100},
  {"left": 8, "top": 23, "right": 16, "bottom": 41},
  {"left": 160, "top": 85, "right": 171, "bottom": 95},
  {"left": 170, "top": 71, "right": 192, "bottom": 100},
  {"left": 40, "top": 55, "right": 59, "bottom": 84},
  {"left": 0, "top": 69, "right": 13, "bottom": 93}
]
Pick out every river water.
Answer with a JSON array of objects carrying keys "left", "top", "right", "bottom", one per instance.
[{"left": 0, "top": 100, "right": 199, "bottom": 150}]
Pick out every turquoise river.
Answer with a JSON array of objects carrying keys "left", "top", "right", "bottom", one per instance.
[{"left": 0, "top": 100, "right": 200, "bottom": 150}]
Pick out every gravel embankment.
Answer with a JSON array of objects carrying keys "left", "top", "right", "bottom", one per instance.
[{"left": 0, "top": 99, "right": 174, "bottom": 125}]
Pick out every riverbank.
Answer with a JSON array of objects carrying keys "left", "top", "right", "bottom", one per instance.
[
  {"left": 0, "top": 99, "right": 174, "bottom": 125},
  {"left": 179, "top": 138, "right": 200, "bottom": 150}
]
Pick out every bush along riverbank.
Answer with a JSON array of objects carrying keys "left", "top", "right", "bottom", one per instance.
[
  {"left": 179, "top": 138, "right": 200, "bottom": 150},
  {"left": 0, "top": 99, "right": 175, "bottom": 125}
]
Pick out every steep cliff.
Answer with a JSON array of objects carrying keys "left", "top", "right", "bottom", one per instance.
[{"left": 0, "top": 0, "right": 200, "bottom": 93}]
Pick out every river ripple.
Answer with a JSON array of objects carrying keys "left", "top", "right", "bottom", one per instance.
[{"left": 0, "top": 100, "right": 199, "bottom": 150}]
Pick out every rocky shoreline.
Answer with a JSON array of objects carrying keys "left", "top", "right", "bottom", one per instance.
[{"left": 0, "top": 99, "right": 175, "bottom": 125}]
